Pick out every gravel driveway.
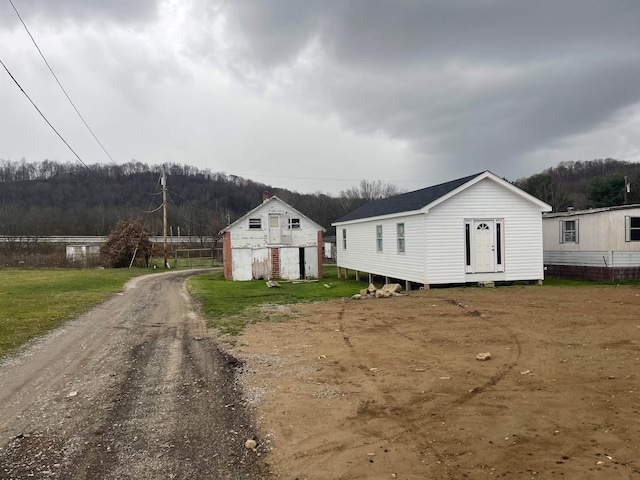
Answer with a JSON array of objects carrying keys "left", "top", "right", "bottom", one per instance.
[{"left": 0, "top": 270, "right": 269, "bottom": 479}]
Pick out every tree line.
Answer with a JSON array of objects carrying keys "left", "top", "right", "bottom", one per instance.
[
  {"left": 0, "top": 159, "right": 401, "bottom": 238},
  {"left": 515, "top": 158, "right": 640, "bottom": 212},
  {"left": 3, "top": 157, "right": 637, "bottom": 241}
]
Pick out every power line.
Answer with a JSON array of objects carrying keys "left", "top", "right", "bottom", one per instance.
[
  {"left": 8, "top": 0, "right": 117, "bottom": 164},
  {"left": 0, "top": 58, "right": 103, "bottom": 183}
]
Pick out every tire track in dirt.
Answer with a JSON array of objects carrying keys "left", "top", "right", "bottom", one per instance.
[{"left": 331, "top": 298, "right": 524, "bottom": 479}]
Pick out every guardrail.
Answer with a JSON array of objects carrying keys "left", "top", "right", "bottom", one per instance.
[{"left": 0, "top": 235, "right": 216, "bottom": 245}]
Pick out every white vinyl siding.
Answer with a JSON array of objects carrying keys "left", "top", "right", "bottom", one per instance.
[
  {"left": 334, "top": 176, "right": 547, "bottom": 285},
  {"left": 423, "top": 178, "right": 544, "bottom": 284},
  {"left": 544, "top": 207, "right": 640, "bottom": 252},
  {"left": 335, "top": 214, "right": 426, "bottom": 283}
]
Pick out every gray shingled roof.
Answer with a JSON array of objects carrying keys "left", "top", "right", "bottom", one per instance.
[{"left": 334, "top": 172, "right": 485, "bottom": 223}]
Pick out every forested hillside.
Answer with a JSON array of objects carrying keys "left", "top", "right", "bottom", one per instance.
[
  {"left": 515, "top": 158, "right": 640, "bottom": 212},
  {"left": 0, "top": 160, "right": 379, "bottom": 238},
  {"left": 3, "top": 158, "right": 639, "bottom": 239}
]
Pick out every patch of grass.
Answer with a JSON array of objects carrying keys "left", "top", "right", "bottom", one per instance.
[
  {"left": 188, "top": 265, "right": 368, "bottom": 335},
  {"left": 544, "top": 277, "right": 640, "bottom": 286},
  {"left": 0, "top": 268, "right": 147, "bottom": 358}
]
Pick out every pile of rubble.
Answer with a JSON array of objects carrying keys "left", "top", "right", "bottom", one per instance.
[{"left": 351, "top": 283, "right": 405, "bottom": 300}]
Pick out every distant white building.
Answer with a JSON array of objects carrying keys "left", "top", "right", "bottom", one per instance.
[
  {"left": 220, "top": 193, "right": 325, "bottom": 281},
  {"left": 66, "top": 244, "right": 101, "bottom": 263},
  {"left": 332, "top": 171, "right": 552, "bottom": 288},
  {"left": 543, "top": 204, "right": 640, "bottom": 281}
]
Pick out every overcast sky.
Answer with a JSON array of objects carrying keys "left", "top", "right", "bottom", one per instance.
[{"left": 2, "top": 1, "right": 640, "bottom": 195}]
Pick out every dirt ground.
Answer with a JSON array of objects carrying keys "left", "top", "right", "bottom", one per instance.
[{"left": 231, "top": 284, "right": 640, "bottom": 479}]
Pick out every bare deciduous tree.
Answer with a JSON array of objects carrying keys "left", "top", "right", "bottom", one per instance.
[{"left": 102, "top": 218, "right": 154, "bottom": 268}]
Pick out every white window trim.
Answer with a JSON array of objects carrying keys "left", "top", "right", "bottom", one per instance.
[
  {"left": 626, "top": 216, "right": 640, "bottom": 242},
  {"left": 376, "top": 225, "right": 383, "bottom": 252},
  {"left": 560, "top": 219, "right": 579, "bottom": 244},
  {"left": 397, "top": 223, "right": 405, "bottom": 254}
]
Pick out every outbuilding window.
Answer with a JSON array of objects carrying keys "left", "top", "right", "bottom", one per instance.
[
  {"left": 288, "top": 218, "right": 301, "bottom": 229},
  {"left": 342, "top": 228, "right": 347, "bottom": 249},
  {"left": 249, "top": 218, "right": 262, "bottom": 229}
]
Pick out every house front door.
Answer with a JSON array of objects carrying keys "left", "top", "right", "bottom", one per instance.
[
  {"left": 268, "top": 214, "right": 281, "bottom": 244},
  {"left": 473, "top": 221, "right": 494, "bottom": 272}
]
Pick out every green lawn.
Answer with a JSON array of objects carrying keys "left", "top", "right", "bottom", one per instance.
[
  {"left": 188, "top": 265, "right": 368, "bottom": 336},
  {"left": 0, "top": 269, "right": 146, "bottom": 358}
]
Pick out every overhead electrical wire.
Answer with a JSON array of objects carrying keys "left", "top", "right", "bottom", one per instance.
[
  {"left": 0, "top": 58, "right": 102, "bottom": 183},
  {"left": 1, "top": 57, "right": 165, "bottom": 213},
  {"left": 4, "top": 1, "right": 165, "bottom": 216},
  {"left": 8, "top": 0, "right": 117, "bottom": 164}
]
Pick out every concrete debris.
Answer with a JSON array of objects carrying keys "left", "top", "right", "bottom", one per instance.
[
  {"left": 351, "top": 283, "right": 406, "bottom": 299},
  {"left": 381, "top": 283, "right": 402, "bottom": 293},
  {"left": 476, "top": 352, "right": 492, "bottom": 361}
]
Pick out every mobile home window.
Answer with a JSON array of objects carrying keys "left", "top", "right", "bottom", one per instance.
[
  {"left": 249, "top": 218, "right": 262, "bottom": 229},
  {"left": 626, "top": 216, "right": 640, "bottom": 241},
  {"left": 561, "top": 220, "right": 578, "bottom": 243},
  {"left": 342, "top": 228, "right": 347, "bottom": 249},
  {"left": 397, "top": 223, "right": 405, "bottom": 253},
  {"left": 376, "top": 225, "right": 383, "bottom": 252}
]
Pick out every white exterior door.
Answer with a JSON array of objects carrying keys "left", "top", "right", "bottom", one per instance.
[
  {"left": 473, "top": 221, "right": 494, "bottom": 272},
  {"left": 268, "top": 214, "right": 281, "bottom": 244}
]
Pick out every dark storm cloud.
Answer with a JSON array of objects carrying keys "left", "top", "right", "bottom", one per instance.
[
  {"left": 0, "top": 0, "right": 159, "bottom": 29},
  {"left": 206, "top": 0, "right": 640, "bottom": 174}
]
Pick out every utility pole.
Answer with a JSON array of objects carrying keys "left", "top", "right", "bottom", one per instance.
[
  {"left": 162, "top": 164, "right": 168, "bottom": 267},
  {"left": 624, "top": 176, "right": 629, "bottom": 204}
]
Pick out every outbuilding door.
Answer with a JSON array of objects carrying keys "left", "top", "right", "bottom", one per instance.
[{"left": 268, "top": 214, "right": 281, "bottom": 244}]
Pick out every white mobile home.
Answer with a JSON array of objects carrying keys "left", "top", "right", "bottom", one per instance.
[
  {"left": 332, "top": 171, "right": 551, "bottom": 288},
  {"left": 543, "top": 204, "right": 640, "bottom": 281},
  {"left": 221, "top": 194, "right": 325, "bottom": 281}
]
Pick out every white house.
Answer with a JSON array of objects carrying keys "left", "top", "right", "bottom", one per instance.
[
  {"left": 543, "top": 204, "right": 640, "bottom": 281},
  {"left": 332, "top": 171, "right": 552, "bottom": 288},
  {"left": 221, "top": 193, "right": 326, "bottom": 281}
]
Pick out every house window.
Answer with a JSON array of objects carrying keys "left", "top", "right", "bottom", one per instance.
[
  {"left": 560, "top": 219, "right": 578, "bottom": 243},
  {"left": 376, "top": 225, "right": 383, "bottom": 252},
  {"left": 465, "top": 223, "right": 471, "bottom": 266},
  {"left": 288, "top": 218, "right": 301, "bottom": 229},
  {"left": 626, "top": 216, "right": 640, "bottom": 241},
  {"left": 496, "top": 222, "right": 502, "bottom": 265},
  {"left": 342, "top": 228, "right": 347, "bottom": 249},
  {"left": 397, "top": 223, "right": 405, "bottom": 253},
  {"left": 249, "top": 218, "right": 262, "bottom": 229}
]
